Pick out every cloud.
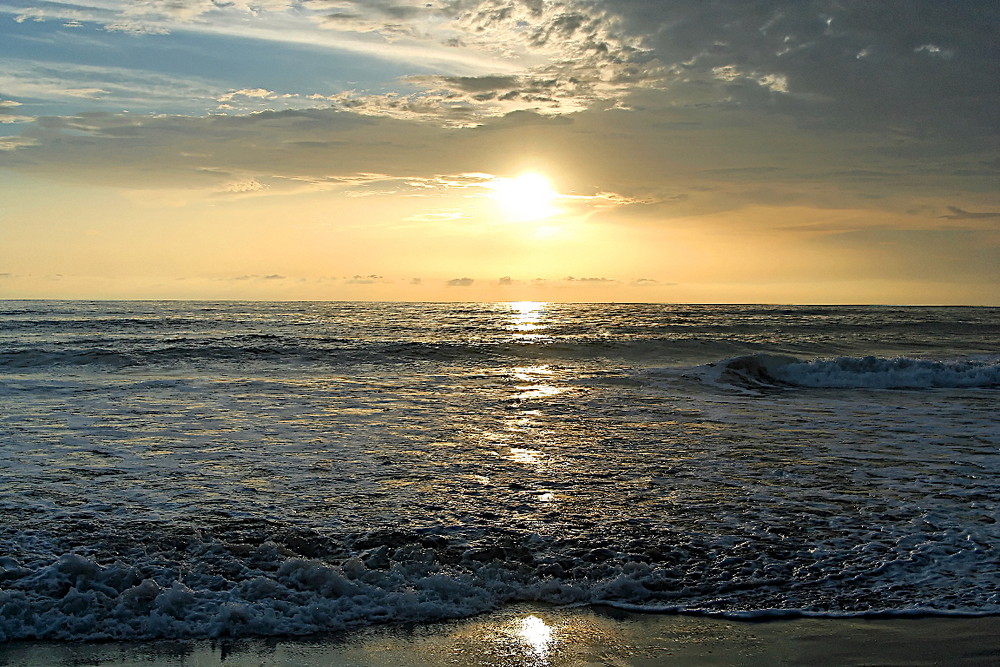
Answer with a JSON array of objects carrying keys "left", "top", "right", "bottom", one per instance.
[
  {"left": 218, "top": 178, "right": 269, "bottom": 194},
  {"left": 404, "top": 210, "right": 469, "bottom": 222},
  {"left": 0, "top": 136, "right": 38, "bottom": 151},
  {"left": 228, "top": 273, "right": 286, "bottom": 281},
  {"left": 914, "top": 44, "right": 953, "bottom": 60},
  {"left": 711, "top": 65, "right": 789, "bottom": 94},
  {"left": 312, "top": 0, "right": 435, "bottom": 38},
  {"left": 0, "top": 99, "right": 32, "bottom": 124},
  {"left": 346, "top": 274, "right": 384, "bottom": 284},
  {"left": 0, "top": 58, "right": 223, "bottom": 114},
  {"left": 0, "top": 2, "right": 995, "bottom": 224},
  {"left": 1, "top": 1, "right": 658, "bottom": 123},
  {"left": 565, "top": 276, "right": 615, "bottom": 283},
  {"left": 0, "top": 97, "right": 983, "bottom": 222},
  {"left": 10, "top": 1, "right": 993, "bottom": 136},
  {"left": 105, "top": 0, "right": 295, "bottom": 33},
  {"left": 216, "top": 88, "right": 302, "bottom": 112},
  {"left": 5, "top": 1, "right": 995, "bottom": 137},
  {"left": 618, "top": 1, "right": 999, "bottom": 140},
  {"left": 940, "top": 207, "right": 1000, "bottom": 220},
  {"left": 447, "top": 277, "right": 474, "bottom": 286}
]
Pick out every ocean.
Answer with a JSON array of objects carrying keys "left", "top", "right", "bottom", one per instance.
[{"left": 0, "top": 301, "right": 997, "bottom": 641}]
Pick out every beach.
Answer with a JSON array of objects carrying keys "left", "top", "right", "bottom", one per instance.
[{"left": 3, "top": 604, "right": 998, "bottom": 666}]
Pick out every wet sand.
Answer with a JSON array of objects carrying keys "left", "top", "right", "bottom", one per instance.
[{"left": 2, "top": 604, "right": 998, "bottom": 666}]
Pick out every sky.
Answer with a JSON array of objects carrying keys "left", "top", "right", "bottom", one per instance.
[{"left": 0, "top": 0, "right": 997, "bottom": 304}]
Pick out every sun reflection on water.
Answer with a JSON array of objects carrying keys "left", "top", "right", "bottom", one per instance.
[
  {"left": 508, "top": 301, "right": 548, "bottom": 341},
  {"left": 513, "top": 365, "right": 553, "bottom": 382},
  {"left": 507, "top": 447, "right": 544, "bottom": 464},
  {"left": 516, "top": 615, "right": 554, "bottom": 661},
  {"left": 512, "top": 365, "right": 563, "bottom": 400}
]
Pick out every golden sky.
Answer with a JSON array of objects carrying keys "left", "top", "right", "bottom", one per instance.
[{"left": 1, "top": 1, "right": 997, "bottom": 304}]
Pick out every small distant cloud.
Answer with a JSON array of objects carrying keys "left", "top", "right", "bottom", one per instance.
[
  {"left": 498, "top": 276, "right": 513, "bottom": 286},
  {"left": 410, "top": 277, "right": 422, "bottom": 285},
  {"left": 631, "top": 278, "right": 659, "bottom": 287},
  {"left": 565, "top": 276, "right": 615, "bottom": 284},
  {"left": 62, "top": 87, "right": 109, "bottom": 99},
  {"left": 221, "top": 273, "right": 287, "bottom": 282},
  {"left": 447, "top": 277, "right": 474, "bottom": 287},
  {"left": 940, "top": 206, "right": 1000, "bottom": 220},
  {"left": 218, "top": 88, "right": 280, "bottom": 102},
  {"left": 215, "top": 88, "right": 309, "bottom": 113},
  {"left": 228, "top": 274, "right": 285, "bottom": 281},
  {"left": 711, "top": 65, "right": 788, "bottom": 93},
  {"left": 346, "top": 274, "right": 383, "bottom": 284},
  {"left": 404, "top": 210, "right": 469, "bottom": 223},
  {"left": 914, "top": 44, "right": 953, "bottom": 60},
  {"left": 219, "top": 178, "right": 268, "bottom": 194}
]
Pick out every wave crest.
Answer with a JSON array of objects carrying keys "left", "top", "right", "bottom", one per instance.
[{"left": 708, "top": 355, "right": 1000, "bottom": 390}]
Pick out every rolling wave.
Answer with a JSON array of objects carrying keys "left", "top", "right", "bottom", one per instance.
[
  {"left": 0, "top": 338, "right": 793, "bottom": 370},
  {"left": 705, "top": 354, "right": 1000, "bottom": 390}
]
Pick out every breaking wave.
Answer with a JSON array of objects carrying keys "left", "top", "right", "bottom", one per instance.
[
  {"left": 704, "top": 354, "right": 1000, "bottom": 390},
  {"left": 1, "top": 521, "right": 995, "bottom": 642}
]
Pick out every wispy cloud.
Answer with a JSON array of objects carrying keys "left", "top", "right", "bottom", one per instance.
[
  {"left": 0, "top": 99, "right": 32, "bottom": 123},
  {"left": 0, "top": 58, "right": 224, "bottom": 113},
  {"left": 940, "top": 206, "right": 1000, "bottom": 220},
  {"left": 0, "top": 135, "right": 37, "bottom": 150}
]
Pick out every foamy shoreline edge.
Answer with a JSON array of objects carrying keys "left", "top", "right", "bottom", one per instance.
[{"left": 2, "top": 603, "right": 998, "bottom": 666}]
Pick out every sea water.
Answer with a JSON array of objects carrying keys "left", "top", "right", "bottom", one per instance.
[{"left": 0, "top": 301, "right": 997, "bottom": 641}]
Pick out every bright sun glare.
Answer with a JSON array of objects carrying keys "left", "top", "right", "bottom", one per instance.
[{"left": 488, "top": 172, "right": 560, "bottom": 221}]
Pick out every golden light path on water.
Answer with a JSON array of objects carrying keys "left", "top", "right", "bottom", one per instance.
[
  {"left": 502, "top": 301, "right": 565, "bottom": 503},
  {"left": 509, "top": 300, "right": 547, "bottom": 336}
]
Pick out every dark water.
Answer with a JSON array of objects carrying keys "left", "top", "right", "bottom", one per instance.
[{"left": 0, "top": 301, "right": 997, "bottom": 640}]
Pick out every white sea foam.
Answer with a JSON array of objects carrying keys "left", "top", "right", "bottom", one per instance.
[
  {"left": 2, "top": 519, "right": 997, "bottom": 642},
  {"left": 693, "top": 354, "right": 1000, "bottom": 390},
  {"left": 773, "top": 355, "right": 1000, "bottom": 388}
]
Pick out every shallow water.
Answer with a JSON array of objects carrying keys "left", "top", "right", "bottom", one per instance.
[{"left": 0, "top": 301, "right": 997, "bottom": 640}]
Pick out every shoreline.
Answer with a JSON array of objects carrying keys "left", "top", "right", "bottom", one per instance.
[{"left": 3, "top": 604, "right": 998, "bottom": 666}]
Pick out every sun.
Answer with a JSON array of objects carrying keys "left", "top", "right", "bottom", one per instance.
[{"left": 488, "top": 172, "right": 560, "bottom": 221}]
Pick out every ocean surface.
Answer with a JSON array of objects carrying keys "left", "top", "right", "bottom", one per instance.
[{"left": 0, "top": 301, "right": 997, "bottom": 641}]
